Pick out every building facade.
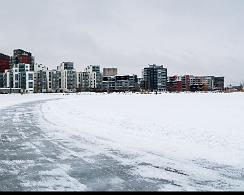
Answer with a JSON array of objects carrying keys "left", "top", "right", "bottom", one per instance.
[
  {"left": 34, "top": 64, "right": 49, "bottom": 93},
  {"left": 102, "top": 75, "right": 139, "bottom": 92},
  {"left": 12, "top": 63, "right": 34, "bottom": 93},
  {"left": 0, "top": 53, "right": 11, "bottom": 73},
  {"left": 48, "top": 70, "right": 62, "bottom": 93},
  {"left": 167, "top": 75, "right": 224, "bottom": 92},
  {"left": 59, "top": 62, "right": 77, "bottom": 93},
  {"left": 12, "top": 49, "right": 35, "bottom": 71},
  {"left": 142, "top": 64, "right": 168, "bottom": 91},
  {"left": 167, "top": 76, "right": 183, "bottom": 92},
  {"left": 85, "top": 65, "right": 102, "bottom": 89},
  {"left": 214, "top": 77, "right": 225, "bottom": 91}
]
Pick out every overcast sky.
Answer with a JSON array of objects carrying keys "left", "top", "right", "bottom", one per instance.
[{"left": 0, "top": 0, "right": 243, "bottom": 85}]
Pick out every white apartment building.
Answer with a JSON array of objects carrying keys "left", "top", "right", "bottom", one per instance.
[
  {"left": 59, "top": 62, "right": 77, "bottom": 93},
  {"left": 85, "top": 65, "right": 102, "bottom": 89},
  {"left": 12, "top": 64, "right": 34, "bottom": 93}
]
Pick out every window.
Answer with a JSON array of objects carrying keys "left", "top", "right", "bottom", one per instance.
[
  {"left": 28, "top": 73, "right": 33, "bottom": 80},
  {"left": 29, "top": 82, "right": 33, "bottom": 89}
]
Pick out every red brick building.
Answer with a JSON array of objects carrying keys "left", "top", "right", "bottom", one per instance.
[
  {"left": 0, "top": 53, "right": 10, "bottom": 73},
  {"left": 167, "top": 76, "right": 183, "bottom": 92}
]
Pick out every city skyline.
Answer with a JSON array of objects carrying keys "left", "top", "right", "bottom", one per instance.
[{"left": 0, "top": 0, "right": 243, "bottom": 85}]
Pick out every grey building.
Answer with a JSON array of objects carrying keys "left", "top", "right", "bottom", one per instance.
[
  {"left": 77, "top": 71, "right": 90, "bottom": 91},
  {"left": 51, "top": 70, "right": 62, "bottom": 93},
  {"left": 59, "top": 62, "right": 74, "bottom": 71},
  {"left": 214, "top": 77, "right": 225, "bottom": 91},
  {"left": 86, "top": 65, "right": 102, "bottom": 89},
  {"left": 35, "top": 70, "right": 48, "bottom": 93},
  {"left": 143, "top": 64, "right": 168, "bottom": 91},
  {"left": 102, "top": 75, "right": 139, "bottom": 92},
  {"left": 102, "top": 76, "right": 116, "bottom": 91},
  {"left": 34, "top": 64, "right": 49, "bottom": 93}
]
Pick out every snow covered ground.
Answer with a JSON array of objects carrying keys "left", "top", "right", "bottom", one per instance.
[
  {"left": 40, "top": 92, "right": 244, "bottom": 167},
  {"left": 1, "top": 92, "right": 244, "bottom": 191},
  {"left": 0, "top": 93, "right": 63, "bottom": 110}
]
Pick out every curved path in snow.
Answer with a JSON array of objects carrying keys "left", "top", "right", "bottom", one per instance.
[{"left": 0, "top": 99, "right": 244, "bottom": 191}]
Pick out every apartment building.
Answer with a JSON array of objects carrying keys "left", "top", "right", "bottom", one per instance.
[
  {"left": 102, "top": 76, "right": 116, "bottom": 91},
  {"left": 167, "top": 76, "right": 183, "bottom": 92},
  {"left": 59, "top": 62, "right": 77, "bottom": 93},
  {"left": 34, "top": 64, "right": 48, "bottom": 93},
  {"left": 12, "top": 49, "right": 35, "bottom": 71},
  {"left": 0, "top": 53, "right": 10, "bottom": 73},
  {"left": 85, "top": 65, "right": 102, "bottom": 89},
  {"left": 142, "top": 64, "right": 168, "bottom": 91},
  {"left": 102, "top": 75, "right": 139, "bottom": 92},
  {"left": 12, "top": 63, "right": 34, "bottom": 93},
  {"left": 167, "top": 75, "right": 224, "bottom": 92},
  {"left": 47, "top": 70, "right": 62, "bottom": 93}
]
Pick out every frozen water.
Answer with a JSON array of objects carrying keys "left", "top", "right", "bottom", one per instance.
[{"left": 0, "top": 93, "right": 244, "bottom": 191}]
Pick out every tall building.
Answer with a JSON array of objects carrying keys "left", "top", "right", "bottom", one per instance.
[
  {"left": 81, "top": 72, "right": 90, "bottom": 91},
  {"left": 85, "top": 65, "right": 102, "bottom": 89},
  {"left": 0, "top": 53, "right": 10, "bottom": 73},
  {"left": 12, "top": 63, "right": 34, "bottom": 93},
  {"left": 59, "top": 62, "right": 77, "bottom": 93},
  {"left": 12, "top": 49, "right": 35, "bottom": 71},
  {"left": 103, "top": 68, "right": 118, "bottom": 77},
  {"left": 46, "top": 69, "right": 62, "bottom": 93},
  {"left": 143, "top": 64, "right": 168, "bottom": 91},
  {"left": 34, "top": 64, "right": 48, "bottom": 93}
]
